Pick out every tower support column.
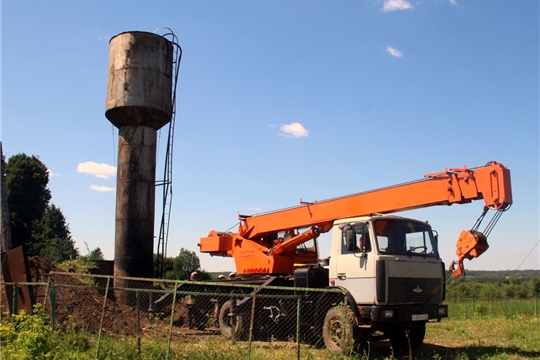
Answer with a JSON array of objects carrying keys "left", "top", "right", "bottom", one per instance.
[{"left": 114, "top": 125, "right": 156, "bottom": 296}]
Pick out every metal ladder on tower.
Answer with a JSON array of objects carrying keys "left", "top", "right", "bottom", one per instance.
[{"left": 155, "top": 28, "right": 182, "bottom": 279}]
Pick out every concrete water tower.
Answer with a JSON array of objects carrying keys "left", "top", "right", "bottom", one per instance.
[{"left": 105, "top": 31, "right": 173, "bottom": 289}]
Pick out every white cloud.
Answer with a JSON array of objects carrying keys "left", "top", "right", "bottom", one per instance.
[
  {"left": 47, "top": 169, "right": 58, "bottom": 178},
  {"left": 77, "top": 161, "right": 117, "bottom": 179},
  {"left": 248, "top": 207, "right": 262, "bottom": 212},
  {"left": 93, "top": 29, "right": 111, "bottom": 42},
  {"left": 90, "top": 185, "right": 115, "bottom": 192},
  {"left": 280, "top": 122, "right": 310, "bottom": 138},
  {"left": 386, "top": 46, "right": 403, "bottom": 58},
  {"left": 382, "top": 0, "right": 413, "bottom": 12},
  {"left": 449, "top": 0, "right": 458, "bottom": 5}
]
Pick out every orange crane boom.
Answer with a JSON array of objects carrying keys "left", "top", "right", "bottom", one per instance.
[{"left": 199, "top": 161, "right": 512, "bottom": 276}]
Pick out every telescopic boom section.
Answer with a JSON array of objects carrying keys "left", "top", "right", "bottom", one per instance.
[
  {"left": 239, "top": 161, "right": 511, "bottom": 239},
  {"left": 198, "top": 161, "right": 512, "bottom": 275}
]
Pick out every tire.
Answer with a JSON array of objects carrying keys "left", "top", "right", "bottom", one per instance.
[
  {"left": 322, "top": 306, "right": 357, "bottom": 355},
  {"left": 218, "top": 300, "right": 246, "bottom": 340},
  {"left": 389, "top": 324, "right": 426, "bottom": 353}
]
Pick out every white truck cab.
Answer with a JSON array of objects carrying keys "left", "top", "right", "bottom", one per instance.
[{"left": 325, "top": 214, "right": 448, "bottom": 351}]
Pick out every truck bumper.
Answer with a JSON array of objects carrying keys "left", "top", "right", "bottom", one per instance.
[{"left": 361, "top": 303, "right": 448, "bottom": 323}]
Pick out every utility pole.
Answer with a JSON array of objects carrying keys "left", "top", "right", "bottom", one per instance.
[{"left": 0, "top": 141, "right": 12, "bottom": 252}]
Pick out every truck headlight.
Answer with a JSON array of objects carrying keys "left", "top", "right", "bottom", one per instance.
[
  {"left": 382, "top": 309, "right": 394, "bottom": 318},
  {"left": 438, "top": 307, "right": 447, "bottom": 316}
]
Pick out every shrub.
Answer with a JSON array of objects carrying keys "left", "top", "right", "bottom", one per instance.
[{"left": 0, "top": 304, "right": 55, "bottom": 359}]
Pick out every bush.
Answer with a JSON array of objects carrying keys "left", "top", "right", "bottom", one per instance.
[
  {"left": 474, "top": 302, "right": 491, "bottom": 318},
  {"left": 0, "top": 304, "right": 55, "bottom": 359}
]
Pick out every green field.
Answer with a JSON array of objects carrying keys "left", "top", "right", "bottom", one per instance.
[{"left": 447, "top": 298, "right": 539, "bottom": 319}]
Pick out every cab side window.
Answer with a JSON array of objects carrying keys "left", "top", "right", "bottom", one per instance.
[
  {"left": 356, "top": 222, "right": 372, "bottom": 253},
  {"left": 341, "top": 225, "right": 357, "bottom": 255},
  {"left": 340, "top": 223, "right": 371, "bottom": 254}
]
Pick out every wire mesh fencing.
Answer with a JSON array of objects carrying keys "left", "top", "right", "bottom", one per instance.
[
  {"left": 1, "top": 271, "right": 351, "bottom": 359},
  {"left": 3, "top": 272, "right": 538, "bottom": 359}
]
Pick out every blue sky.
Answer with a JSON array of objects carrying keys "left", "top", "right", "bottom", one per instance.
[{"left": 2, "top": 0, "right": 538, "bottom": 272}]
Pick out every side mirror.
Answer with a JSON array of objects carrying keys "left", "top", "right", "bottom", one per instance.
[{"left": 346, "top": 229, "right": 356, "bottom": 252}]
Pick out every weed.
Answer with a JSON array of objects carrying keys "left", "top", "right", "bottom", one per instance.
[{"left": 0, "top": 304, "right": 55, "bottom": 359}]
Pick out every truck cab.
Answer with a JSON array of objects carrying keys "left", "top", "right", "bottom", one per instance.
[{"left": 326, "top": 215, "right": 448, "bottom": 350}]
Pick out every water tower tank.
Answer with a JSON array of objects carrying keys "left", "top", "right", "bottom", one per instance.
[{"left": 105, "top": 31, "right": 173, "bottom": 130}]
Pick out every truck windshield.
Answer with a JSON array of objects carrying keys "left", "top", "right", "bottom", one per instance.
[{"left": 374, "top": 219, "right": 438, "bottom": 258}]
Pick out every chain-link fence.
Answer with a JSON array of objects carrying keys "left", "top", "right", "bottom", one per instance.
[
  {"left": 3, "top": 272, "right": 539, "bottom": 358},
  {"left": 2, "top": 271, "right": 354, "bottom": 359}
]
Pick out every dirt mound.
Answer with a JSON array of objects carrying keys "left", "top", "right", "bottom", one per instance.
[
  {"left": 27, "top": 256, "right": 58, "bottom": 282},
  {"left": 3, "top": 256, "right": 202, "bottom": 337}
]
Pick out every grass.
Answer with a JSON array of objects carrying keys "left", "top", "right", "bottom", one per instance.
[
  {"left": 422, "top": 317, "right": 540, "bottom": 360},
  {"left": 1, "top": 306, "right": 539, "bottom": 359},
  {"left": 446, "top": 298, "right": 538, "bottom": 320}
]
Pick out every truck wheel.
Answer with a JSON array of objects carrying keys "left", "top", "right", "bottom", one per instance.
[
  {"left": 389, "top": 324, "right": 426, "bottom": 353},
  {"left": 218, "top": 300, "right": 245, "bottom": 339},
  {"left": 322, "top": 306, "right": 356, "bottom": 355}
]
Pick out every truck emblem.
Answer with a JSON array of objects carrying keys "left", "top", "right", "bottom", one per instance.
[{"left": 413, "top": 285, "right": 423, "bottom": 293}]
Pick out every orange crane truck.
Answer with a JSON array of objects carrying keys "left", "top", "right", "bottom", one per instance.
[{"left": 198, "top": 161, "right": 512, "bottom": 354}]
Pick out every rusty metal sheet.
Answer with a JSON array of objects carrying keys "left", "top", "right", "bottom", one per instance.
[{"left": 1, "top": 246, "right": 34, "bottom": 314}]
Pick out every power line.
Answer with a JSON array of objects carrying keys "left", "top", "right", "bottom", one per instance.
[{"left": 516, "top": 239, "right": 540, "bottom": 270}]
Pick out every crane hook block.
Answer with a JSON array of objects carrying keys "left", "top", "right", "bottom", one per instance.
[
  {"left": 453, "top": 229, "right": 489, "bottom": 276},
  {"left": 451, "top": 230, "right": 489, "bottom": 277}
]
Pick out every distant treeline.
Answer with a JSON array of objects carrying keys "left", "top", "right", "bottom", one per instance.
[{"left": 446, "top": 270, "right": 540, "bottom": 299}]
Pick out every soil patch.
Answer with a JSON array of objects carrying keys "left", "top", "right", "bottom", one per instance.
[{"left": 2, "top": 257, "right": 220, "bottom": 338}]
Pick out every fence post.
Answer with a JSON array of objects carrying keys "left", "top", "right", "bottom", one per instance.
[
  {"left": 11, "top": 283, "right": 18, "bottom": 315},
  {"left": 43, "top": 277, "right": 51, "bottom": 308},
  {"left": 136, "top": 290, "right": 141, "bottom": 358},
  {"left": 231, "top": 297, "right": 237, "bottom": 345},
  {"left": 471, "top": 298, "right": 475, "bottom": 317},
  {"left": 166, "top": 282, "right": 179, "bottom": 360},
  {"left": 96, "top": 276, "right": 111, "bottom": 359},
  {"left": 50, "top": 282, "right": 56, "bottom": 330},
  {"left": 296, "top": 295, "right": 302, "bottom": 360},
  {"left": 535, "top": 297, "right": 537, "bottom": 318},
  {"left": 247, "top": 289, "right": 258, "bottom": 359}
]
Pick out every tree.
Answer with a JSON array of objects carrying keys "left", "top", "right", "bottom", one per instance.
[
  {"left": 6, "top": 154, "right": 51, "bottom": 250},
  {"left": 77, "top": 242, "right": 105, "bottom": 261},
  {"left": 32, "top": 204, "right": 78, "bottom": 264},
  {"left": 5, "top": 153, "right": 77, "bottom": 264},
  {"left": 478, "top": 283, "right": 503, "bottom": 300},
  {"left": 154, "top": 248, "right": 211, "bottom": 280},
  {"left": 529, "top": 277, "right": 540, "bottom": 298},
  {"left": 153, "top": 248, "right": 216, "bottom": 280},
  {"left": 172, "top": 248, "right": 201, "bottom": 280},
  {"left": 87, "top": 247, "right": 105, "bottom": 261},
  {"left": 153, "top": 253, "right": 174, "bottom": 278},
  {"left": 1, "top": 144, "right": 12, "bottom": 251}
]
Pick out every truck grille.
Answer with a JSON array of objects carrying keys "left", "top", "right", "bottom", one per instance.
[{"left": 387, "top": 277, "right": 443, "bottom": 304}]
